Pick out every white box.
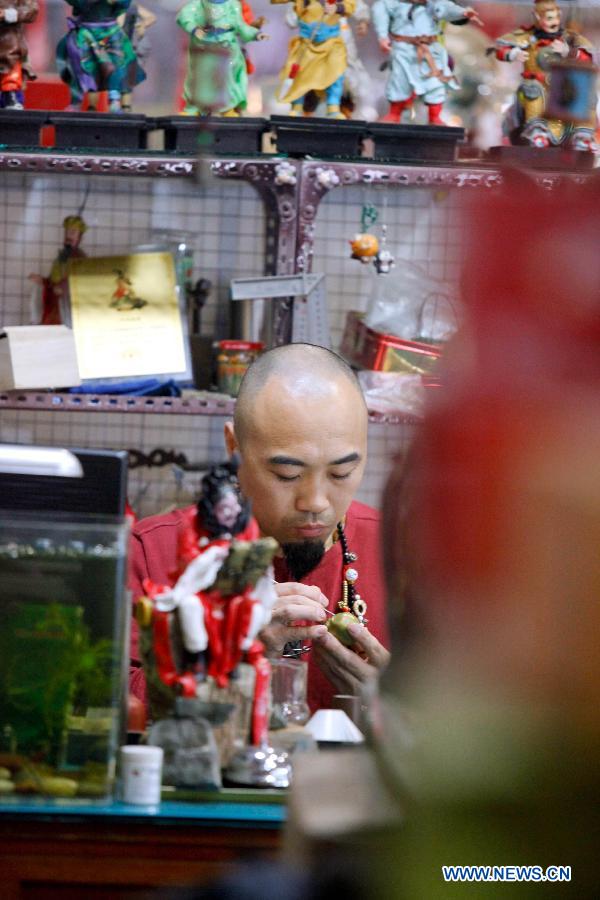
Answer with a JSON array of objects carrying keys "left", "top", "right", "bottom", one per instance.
[{"left": 0, "top": 326, "right": 81, "bottom": 390}]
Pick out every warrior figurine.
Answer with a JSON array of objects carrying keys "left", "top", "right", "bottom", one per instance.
[
  {"left": 273, "top": 0, "right": 357, "bottom": 120},
  {"left": 28, "top": 215, "right": 87, "bottom": 326},
  {"left": 177, "top": 0, "right": 267, "bottom": 117},
  {"left": 0, "top": 0, "right": 38, "bottom": 109},
  {"left": 56, "top": 0, "right": 147, "bottom": 112},
  {"left": 495, "top": 0, "right": 595, "bottom": 150},
  {"left": 372, "top": 0, "right": 481, "bottom": 125}
]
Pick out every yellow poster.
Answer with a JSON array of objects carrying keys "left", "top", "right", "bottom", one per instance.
[{"left": 68, "top": 252, "right": 187, "bottom": 380}]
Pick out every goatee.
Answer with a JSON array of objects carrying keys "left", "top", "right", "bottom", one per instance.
[{"left": 281, "top": 539, "right": 326, "bottom": 581}]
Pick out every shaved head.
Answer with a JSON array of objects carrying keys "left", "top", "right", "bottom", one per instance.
[
  {"left": 224, "top": 343, "right": 368, "bottom": 548},
  {"left": 233, "top": 343, "right": 365, "bottom": 447}
]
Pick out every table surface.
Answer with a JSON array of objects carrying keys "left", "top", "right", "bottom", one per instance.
[{"left": 0, "top": 792, "right": 287, "bottom": 826}]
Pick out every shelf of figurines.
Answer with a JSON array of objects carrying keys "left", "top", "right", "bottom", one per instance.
[{"left": 0, "top": 387, "right": 421, "bottom": 426}]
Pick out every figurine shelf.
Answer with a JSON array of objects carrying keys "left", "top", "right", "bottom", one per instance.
[{"left": 0, "top": 110, "right": 49, "bottom": 147}]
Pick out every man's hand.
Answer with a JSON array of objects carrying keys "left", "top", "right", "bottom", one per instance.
[
  {"left": 258, "top": 582, "right": 328, "bottom": 657},
  {"left": 312, "top": 621, "right": 390, "bottom": 695}
]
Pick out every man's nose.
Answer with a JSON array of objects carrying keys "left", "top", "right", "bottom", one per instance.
[{"left": 295, "top": 478, "right": 329, "bottom": 515}]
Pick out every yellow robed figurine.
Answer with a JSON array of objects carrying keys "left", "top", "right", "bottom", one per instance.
[{"left": 272, "top": 0, "right": 356, "bottom": 119}]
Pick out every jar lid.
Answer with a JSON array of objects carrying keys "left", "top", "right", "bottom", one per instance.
[
  {"left": 218, "top": 340, "right": 264, "bottom": 351},
  {"left": 120, "top": 745, "right": 163, "bottom": 762}
]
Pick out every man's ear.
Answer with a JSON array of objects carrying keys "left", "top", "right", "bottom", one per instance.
[{"left": 224, "top": 420, "right": 238, "bottom": 457}]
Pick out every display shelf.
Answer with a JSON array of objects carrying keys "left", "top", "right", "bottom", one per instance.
[
  {"left": 0, "top": 389, "right": 417, "bottom": 425},
  {"left": 0, "top": 390, "right": 235, "bottom": 416}
]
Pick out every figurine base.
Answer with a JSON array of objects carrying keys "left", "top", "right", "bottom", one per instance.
[
  {"left": 486, "top": 144, "right": 595, "bottom": 171},
  {"left": 157, "top": 116, "right": 268, "bottom": 155},
  {"left": 49, "top": 112, "right": 150, "bottom": 151},
  {"left": 271, "top": 115, "right": 366, "bottom": 159},
  {"left": 0, "top": 110, "right": 49, "bottom": 148},
  {"left": 223, "top": 744, "right": 292, "bottom": 789},
  {"left": 369, "top": 123, "right": 465, "bottom": 164}
]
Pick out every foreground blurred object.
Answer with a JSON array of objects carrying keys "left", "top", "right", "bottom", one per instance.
[
  {"left": 372, "top": 169, "right": 600, "bottom": 896},
  {"left": 495, "top": 0, "right": 596, "bottom": 151}
]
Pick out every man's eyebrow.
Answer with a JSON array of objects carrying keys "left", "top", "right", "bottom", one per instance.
[
  {"left": 330, "top": 452, "right": 361, "bottom": 466},
  {"left": 269, "top": 455, "right": 306, "bottom": 467}
]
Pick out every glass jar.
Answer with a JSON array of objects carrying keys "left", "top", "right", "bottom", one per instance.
[{"left": 216, "top": 340, "right": 264, "bottom": 397}]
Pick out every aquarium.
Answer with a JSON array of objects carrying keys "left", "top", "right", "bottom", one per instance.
[{"left": 0, "top": 513, "right": 129, "bottom": 802}]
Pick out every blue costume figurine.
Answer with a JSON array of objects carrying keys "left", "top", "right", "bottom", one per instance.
[
  {"left": 372, "top": 0, "right": 481, "bottom": 124},
  {"left": 56, "top": 0, "right": 147, "bottom": 112}
]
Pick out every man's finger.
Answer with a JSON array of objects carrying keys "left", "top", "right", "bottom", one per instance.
[
  {"left": 275, "top": 582, "right": 328, "bottom": 606},
  {"left": 270, "top": 601, "right": 328, "bottom": 623},
  {"left": 346, "top": 623, "right": 390, "bottom": 669}
]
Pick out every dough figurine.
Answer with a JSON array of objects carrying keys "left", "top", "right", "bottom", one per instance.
[
  {"left": 495, "top": 0, "right": 595, "bottom": 151},
  {"left": 177, "top": 0, "right": 267, "bottom": 117},
  {"left": 28, "top": 215, "right": 87, "bottom": 326},
  {"left": 56, "top": 0, "right": 147, "bottom": 112},
  {"left": 0, "top": 0, "right": 38, "bottom": 110},
  {"left": 135, "top": 461, "right": 278, "bottom": 744},
  {"left": 273, "top": 0, "right": 357, "bottom": 120},
  {"left": 372, "top": 0, "right": 482, "bottom": 125}
]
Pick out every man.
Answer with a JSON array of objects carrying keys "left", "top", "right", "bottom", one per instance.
[
  {"left": 495, "top": 0, "right": 595, "bottom": 150},
  {"left": 129, "top": 344, "right": 390, "bottom": 713}
]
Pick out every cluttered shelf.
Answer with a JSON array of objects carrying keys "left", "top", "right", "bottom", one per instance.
[{"left": 0, "top": 389, "right": 422, "bottom": 426}]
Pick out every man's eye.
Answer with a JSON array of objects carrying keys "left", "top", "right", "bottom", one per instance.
[
  {"left": 330, "top": 471, "right": 352, "bottom": 481},
  {"left": 274, "top": 473, "right": 300, "bottom": 482}
]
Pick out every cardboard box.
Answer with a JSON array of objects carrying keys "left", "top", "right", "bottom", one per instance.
[{"left": 0, "top": 325, "right": 81, "bottom": 390}]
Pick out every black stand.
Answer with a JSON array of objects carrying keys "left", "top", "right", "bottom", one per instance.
[
  {"left": 271, "top": 115, "right": 366, "bottom": 159},
  {"left": 49, "top": 112, "right": 150, "bottom": 151},
  {"left": 486, "top": 144, "right": 595, "bottom": 171},
  {"left": 0, "top": 110, "right": 49, "bottom": 147},
  {"left": 368, "top": 123, "right": 465, "bottom": 164},
  {"left": 157, "top": 116, "right": 269, "bottom": 154}
]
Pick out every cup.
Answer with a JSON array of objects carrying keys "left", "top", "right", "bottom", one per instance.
[
  {"left": 332, "top": 694, "right": 364, "bottom": 728},
  {"left": 120, "top": 745, "right": 163, "bottom": 805}
]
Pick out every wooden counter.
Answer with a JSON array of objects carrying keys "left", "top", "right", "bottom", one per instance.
[{"left": 0, "top": 796, "right": 286, "bottom": 899}]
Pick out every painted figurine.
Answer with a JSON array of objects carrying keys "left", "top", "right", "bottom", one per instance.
[
  {"left": 118, "top": 2, "right": 156, "bottom": 96},
  {"left": 495, "top": 0, "right": 595, "bottom": 151},
  {"left": 0, "top": 0, "right": 38, "bottom": 109},
  {"left": 56, "top": 0, "right": 147, "bottom": 112},
  {"left": 177, "top": 0, "right": 267, "bottom": 117},
  {"left": 28, "top": 215, "right": 87, "bottom": 326},
  {"left": 284, "top": 0, "right": 374, "bottom": 119},
  {"left": 372, "top": 0, "right": 482, "bottom": 125},
  {"left": 135, "top": 462, "right": 278, "bottom": 745},
  {"left": 273, "top": 0, "right": 357, "bottom": 120}
]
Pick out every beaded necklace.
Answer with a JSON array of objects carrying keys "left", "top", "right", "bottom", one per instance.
[{"left": 335, "top": 520, "right": 367, "bottom": 624}]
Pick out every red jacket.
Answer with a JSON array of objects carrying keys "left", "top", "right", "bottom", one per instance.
[{"left": 128, "top": 500, "right": 389, "bottom": 713}]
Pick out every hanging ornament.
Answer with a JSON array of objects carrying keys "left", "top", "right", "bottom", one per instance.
[
  {"left": 374, "top": 224, "right": 396, "bottom": 275},
  {"left": 349, "top": 203, "right": 379, "bottom": 263}
]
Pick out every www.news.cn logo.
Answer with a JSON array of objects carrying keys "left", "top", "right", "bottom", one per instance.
[{"left": 442, "top": 865, "right": 571, "bottom": 883}]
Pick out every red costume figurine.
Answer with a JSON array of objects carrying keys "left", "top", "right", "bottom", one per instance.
[
  {"left": 0, "top": 0, "right": 38, "bottom": 109},
  {"left": 28, "top": 215, "right": 87, "bottom": 326},
  {"left": 135, "top": 461, "right": 278, "bottom": 748}
]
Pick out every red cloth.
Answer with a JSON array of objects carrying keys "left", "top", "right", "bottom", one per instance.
[{"left": 128, "top": 500, "right": 389, "bottom": 713}]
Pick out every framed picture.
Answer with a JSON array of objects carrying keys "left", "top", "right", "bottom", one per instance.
[{"left": 68, "top": 251, "right": 191, "bottom": 384}]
